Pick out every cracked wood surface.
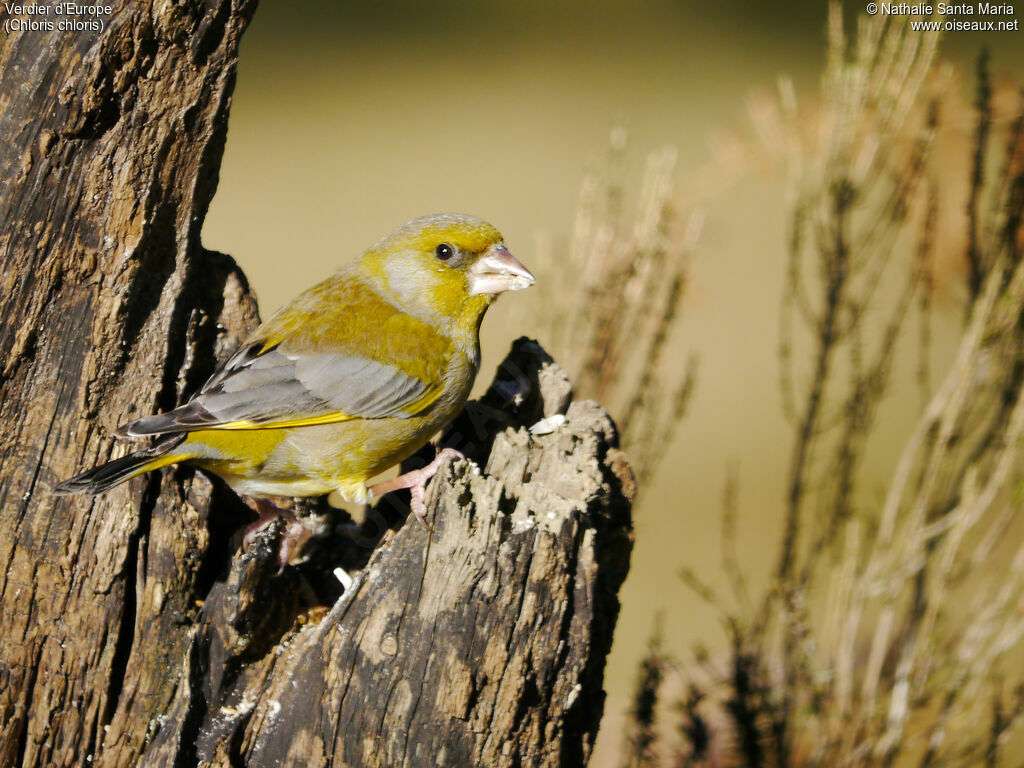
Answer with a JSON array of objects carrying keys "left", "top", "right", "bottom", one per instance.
[
  {"left": 0, "top": 3, "right": 635, "bottom": 765},
  {"left": 0, "top": 3, "right": 259, "bottom": 767},
  {"left": 140, "top": 340, "right": 634, "bottom": 767}
]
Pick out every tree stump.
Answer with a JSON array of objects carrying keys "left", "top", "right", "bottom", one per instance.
[{"left": 0, "top": 4, "right": 634, "bottom": 767}]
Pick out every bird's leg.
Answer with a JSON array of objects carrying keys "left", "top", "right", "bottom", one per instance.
[
  {"left": 368, "top": 447, "right": 464, "bottom": 528},
  {"left": 242, "top": 497, "right": 291, "bottom": 548},
  {"left": 242, "top": 498, "right": 310, "bottom": 571}
]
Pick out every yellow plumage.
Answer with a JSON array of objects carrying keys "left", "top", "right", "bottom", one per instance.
[{"left": 56, "top": 213, "right": 534, "bottom": 510}]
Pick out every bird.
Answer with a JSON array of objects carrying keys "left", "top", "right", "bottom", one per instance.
[{"left": 56, "top": 213, "right": 535, "bottom": 563}]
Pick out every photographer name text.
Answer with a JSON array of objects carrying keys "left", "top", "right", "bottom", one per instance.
[{"left": 878, "top": 2, "right": 1013, "bottom": 13}]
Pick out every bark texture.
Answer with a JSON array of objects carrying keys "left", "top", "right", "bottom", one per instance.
[
  {"left": 0, "top": 3, "right": 260, "bottom": 767},
  {"left": 0, "top": 5, "right": 634, "bottom": 768},
  {"left": 133, "top": 340, "right": 634, "bottom": 768}
]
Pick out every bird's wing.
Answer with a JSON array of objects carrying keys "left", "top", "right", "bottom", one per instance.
[{"left": 118, "top": 340, "right": 444, "bottom": 437}]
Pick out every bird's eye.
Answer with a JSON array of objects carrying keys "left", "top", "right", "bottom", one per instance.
[{"left": 435, "top": 243, "right": 455, "bottom": 262}]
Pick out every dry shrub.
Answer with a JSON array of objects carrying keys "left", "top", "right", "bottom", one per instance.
[
  {"left": 534, "top": 130, "right": 698, "bottom": 488},
  {"left": 558, "top": 4, "right": 1024, "bottom": 766}
]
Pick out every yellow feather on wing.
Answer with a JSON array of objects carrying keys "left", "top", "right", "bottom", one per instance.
[{"left": 119, "top": 271, "right": 453, "bottom": 437}]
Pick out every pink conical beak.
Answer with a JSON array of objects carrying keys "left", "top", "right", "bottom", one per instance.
[{"left": 467, "top": 244, "right": 536, "bottom": 296}]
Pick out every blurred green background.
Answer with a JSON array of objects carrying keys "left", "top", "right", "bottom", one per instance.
[{"left": 202, "top": 2, "right": 1023, "bottom": 762}]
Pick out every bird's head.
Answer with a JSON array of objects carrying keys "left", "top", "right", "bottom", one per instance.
[{"left": 358, "top": 213, "right": 535, "bottom": 331}]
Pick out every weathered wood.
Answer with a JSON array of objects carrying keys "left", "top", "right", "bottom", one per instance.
[
  {"left": 0, "top": 4, "right": 634, "bottom": 766},
  {"left": 139, "top": 340, "right": 634, "bottom": 768},
  {"left": 0, "top": 3, "right": 259, "bottom": 767}
]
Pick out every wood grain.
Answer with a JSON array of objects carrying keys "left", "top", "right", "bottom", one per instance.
[
  {"left": 0, "top": 4, "right": 634, "bottom": 764},
  {"left": 0, "top": 3, "right": 259, "bottom": 766}
]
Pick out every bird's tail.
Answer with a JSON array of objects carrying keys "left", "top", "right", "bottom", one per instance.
[{"left": 54, "top": 434, "right": 189, "bottom": 495}]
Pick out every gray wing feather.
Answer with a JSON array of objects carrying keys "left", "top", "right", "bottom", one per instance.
[{"left": 118, "top": 345, "right": 431, "bottom": 436}]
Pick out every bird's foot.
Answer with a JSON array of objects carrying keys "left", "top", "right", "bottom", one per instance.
[
  {"left": 368, "top": 447, "right": 465, "bottom": 529},
  {"left": 243, "top": 498, "right": 310, "bottom": 572}
]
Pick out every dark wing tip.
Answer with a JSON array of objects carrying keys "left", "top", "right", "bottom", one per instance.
[
  {"left": 116, "top": 403, "right": 218, "bottom": 437},
  {"left": 116, "top": 415, "right": 173, "bottom": 438}
]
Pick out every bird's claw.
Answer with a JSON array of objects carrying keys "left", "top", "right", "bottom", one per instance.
[
  {"left": 242, "top": 499, "right": 310, "bottom": 572},
  {"left": 368, "top": 447, "right": 464, "bottom": 530}
]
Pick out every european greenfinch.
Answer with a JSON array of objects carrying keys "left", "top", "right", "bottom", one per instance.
[{"left": 56, "top": 213, "right": 535, "bottom": 543}]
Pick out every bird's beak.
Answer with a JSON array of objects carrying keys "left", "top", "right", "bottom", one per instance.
[{"left": 468, "top": 244, "right": 536, "bottom": 296}]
